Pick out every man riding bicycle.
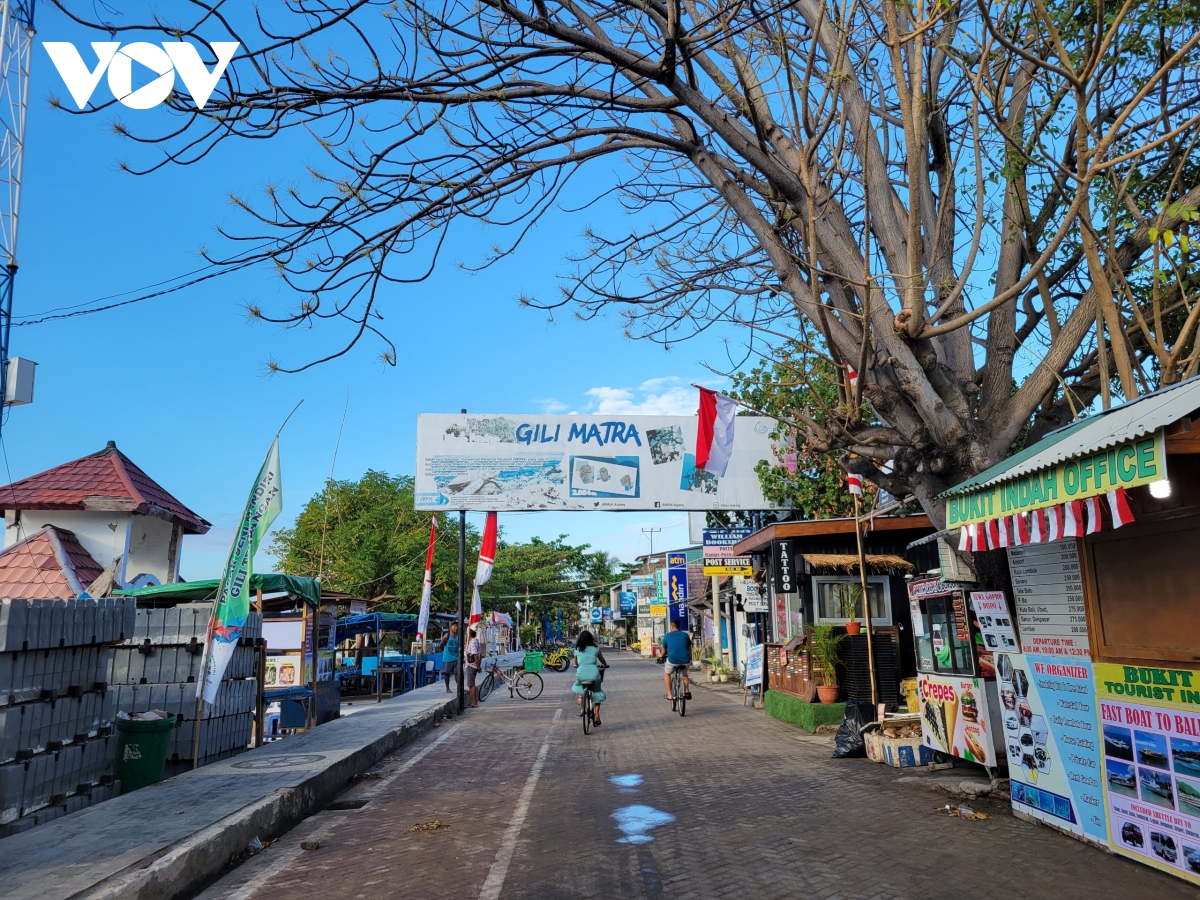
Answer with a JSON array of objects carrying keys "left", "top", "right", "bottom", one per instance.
[{"left": 660, "top": 620, "right": 692, "bottom": 701}]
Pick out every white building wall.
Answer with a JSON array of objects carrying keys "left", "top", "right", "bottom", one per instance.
[
  {"left": 3, "top": 509, "right": 130, "bottom": 580},
  {"left": 125, "top": 515, "right": 176, "bottom": 585}
]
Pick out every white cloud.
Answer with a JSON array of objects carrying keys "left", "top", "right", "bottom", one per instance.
[
  {"left": 583, "top": 376, "right": 698, "bottom": 416},
  {"left": 532, "top": 397, "right": 568, "bottom": 414}
]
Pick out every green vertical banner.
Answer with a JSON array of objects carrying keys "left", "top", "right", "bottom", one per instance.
[{"left": 198, "top": 438, "right": 283, "bottom": 705}]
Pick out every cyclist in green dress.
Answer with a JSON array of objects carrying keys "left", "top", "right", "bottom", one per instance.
[{"left": 572, "top": 630, "right": 608, "bottom": 726}]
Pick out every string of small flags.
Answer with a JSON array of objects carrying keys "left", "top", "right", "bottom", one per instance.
[{"left": 958, "top": 488, "right": 1134, "bottom": 552}]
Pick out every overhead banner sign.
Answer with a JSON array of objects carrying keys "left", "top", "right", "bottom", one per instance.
[
  {"left": 414, "top": 413, "right": 784, "bottom": 511},
  {"left": 703, "top": 556, "right": 752, "bottom": 576},
  {"left": 947, "top": 431, "right": 1165, "bottom": 528}
]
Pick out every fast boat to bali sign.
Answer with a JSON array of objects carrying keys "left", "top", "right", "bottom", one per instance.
[{"left": 414, "top": 414, "right": 784, "bottom": 511}]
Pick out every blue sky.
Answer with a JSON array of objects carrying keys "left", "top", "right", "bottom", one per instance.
[{"left": 2, "top": 9, "right": 745, "bottom": 578}]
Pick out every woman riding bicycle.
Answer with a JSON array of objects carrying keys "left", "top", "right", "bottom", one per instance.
[{"left": 572, "top": 630, "right": 608, "bottom": 726}]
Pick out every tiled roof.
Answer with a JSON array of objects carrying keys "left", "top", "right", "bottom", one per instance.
[
  {"left": 0, "top": 526, "right": 105, "bottom": 599},
  {"left": 0, "top": 442, "right": 210, "bottom": 534}
]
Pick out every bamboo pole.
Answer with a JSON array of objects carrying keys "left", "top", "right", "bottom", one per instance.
[{"left": 853, "top": 493, "right": 879, "bottom": 709}]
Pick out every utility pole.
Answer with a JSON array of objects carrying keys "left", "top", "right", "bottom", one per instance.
[
  {"left": 642, "top": 527, "right": 661, "bottom": 558},
  {"left": 0, "top": 1, "right": 35, "bottom": 437},
  {"left": 457, "top": 409, "right": 466, "bottom": 714}
]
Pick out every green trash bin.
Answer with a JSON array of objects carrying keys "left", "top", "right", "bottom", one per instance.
[{"left": 114, "top": 714, "right": 177, "bottom": 793}]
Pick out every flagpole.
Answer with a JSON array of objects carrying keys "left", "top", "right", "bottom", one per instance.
[
  {"left": 853, "top": 492, "right": 878, "bottom": 709},
  {"left": 457, "top": 508, "right": 466, "bottom": 714}
]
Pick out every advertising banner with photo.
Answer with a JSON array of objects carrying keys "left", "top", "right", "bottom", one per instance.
[
  {"left": 414, "top": 413, "right": 784, "bottom": 511},
  {"left": 996, "top": 652, "right": 1107, "bottom": 844},
  {"left": 918, "top": 673, "right": 998, "bottom": 766},
  {"left": 1096, "top": 663, "right": 1200, "bottom": 885}
]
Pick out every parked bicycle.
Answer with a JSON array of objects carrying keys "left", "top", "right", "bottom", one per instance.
[
  {"left": 477, "top": 657, "right": 544, "bottom": 701},
  {"left": 542, "top": 646, "right": 572, "bottom": 672}
]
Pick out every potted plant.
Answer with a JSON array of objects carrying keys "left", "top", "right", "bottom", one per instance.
[
  {"left": 808, "top": 623, "right": 845, "bottom": 703},
  {"left": 840, "top": 584, "right": 864, "bottom": 635},
  {"left": 716, "top": 662, "right": 730, "bottom": 683}
]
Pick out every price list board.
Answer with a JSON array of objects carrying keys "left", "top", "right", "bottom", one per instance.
[{"left": 1006, "top": 539, "right": 1089, "bottom": 658}]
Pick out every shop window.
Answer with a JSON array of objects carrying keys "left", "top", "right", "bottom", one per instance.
[
  {"left": 1085, "top": 514, "right": 1200, "bottom": 664},
  {"left": 813, "top": 576, "right": 891, "bottom": 625},
  {"left": 912, "top": 593, "right": 976, "bottom": 676}
]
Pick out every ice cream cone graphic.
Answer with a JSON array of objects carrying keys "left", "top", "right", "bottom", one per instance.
[{"left": 944, "top": 695, "right": 959, "bottom": 750}]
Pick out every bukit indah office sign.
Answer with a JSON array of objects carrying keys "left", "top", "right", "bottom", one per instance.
[{"left": 947, "top": 431, "right": 1165, "bottom": 528}]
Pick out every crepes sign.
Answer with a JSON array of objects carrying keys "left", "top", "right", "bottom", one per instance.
[{"left": 918, "top": 673, "right": 997, "bottom": 766}]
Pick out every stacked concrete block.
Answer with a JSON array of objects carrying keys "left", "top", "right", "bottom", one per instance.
[
  {"left": 109, "top": 604, "right": 261, "bottom": 770},
  {"left": 0, "top": 598, "right": 135, "bottom": 837}
]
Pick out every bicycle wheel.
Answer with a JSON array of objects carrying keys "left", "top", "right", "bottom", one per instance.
[
  {"left": 678, "top": 678, "right": 686, "bottom": 717},
  {"left": 514, "top": 670, "right": 544, "bottom": 700},
  {"left": 555, "top": 657, "right": 571, "bottom": 672},
  {"left": 582, "top": 690, "right": 592, "bottom": 735},
  {"left": 478, "top": 672, "right": 494, "bottom": 703}
]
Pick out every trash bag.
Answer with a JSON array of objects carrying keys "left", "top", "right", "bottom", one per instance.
[{"left": 831, "top": 699, "right": 873, "bottom": 759}]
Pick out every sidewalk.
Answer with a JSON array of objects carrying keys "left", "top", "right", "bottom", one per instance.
[{"left": 0, "top": 682, "right": 459, "bottom": 900}]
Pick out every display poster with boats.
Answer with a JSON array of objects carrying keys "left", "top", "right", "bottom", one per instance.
[
  {"left": 998, "top": 652, "right": 1107, "bottom": 844},
  {"left": 1096, "top": 663, "right": 1200, "bottom": 885},
  {"left": 917, "top": 673, "right": 997, "bottom": 766}
]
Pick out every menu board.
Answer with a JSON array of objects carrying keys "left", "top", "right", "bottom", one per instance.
[
  {"left": 918, "top": 673, "right": 998, "bottom": 766},
  {"left": 1007, "top": 539, "right": 1088, "bottom": 657},
  {"left": 1096, "top": 663, "right": 1200, "bottom": 886},
  {"left": 998, "top": 652, "right": 1107, "bottom": 844},
  {"left": 970, "top": 591, "right": 1019, "bottom": 653}
]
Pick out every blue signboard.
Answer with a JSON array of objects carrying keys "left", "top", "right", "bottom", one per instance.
[
  {"left": 590, "top": 607, "right": 603, "bottom": 624},
  {"left": 619, "top": 591, "right": 637, "bottom": 616},
  {"left": 667, "top": 553, "right": 689, "bottom": 629}
]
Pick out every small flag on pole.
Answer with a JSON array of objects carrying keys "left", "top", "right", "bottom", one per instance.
[
  {"left": 845, "top": 361, "right": 859, "bottom": 391},
  {"left": 847, "top": 473, "right": 863, "bottom": 495},
  {"left": 1108, "top": 488, "right": 1135, "bottom": 528},
  {"left": 1084, "top": 496, "right": 1103, "bottom": 534},
  {"left": 416, "top": 515, "right": 438, "bottom": 643},
  {"left": 695, "top": 387, "right": 737, "bottom": 478},
  {"left": 470, "top": 512, "right": 498, "bottom": 628}
]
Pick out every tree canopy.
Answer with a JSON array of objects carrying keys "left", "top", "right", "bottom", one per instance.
[
  {"left": 62, "top": 0, "right": 1200, "bottom": 525},
  {"left": 271, "top": 470, "right": 631, "bottom": 619}
]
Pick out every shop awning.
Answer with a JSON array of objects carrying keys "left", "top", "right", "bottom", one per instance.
[
  {"left": 731, "top": 515, "right": 934, "bottom": 554},
  {"left": 117, "top": 574, "right": 321, "bottom": 607},
  {"left": 334, "top": 612, "right": 456, "bottom": 640},
  {"left": 944, "top": 377, "right": 1200, "bottom": 501},
  {"left": 802, "top": 553, "right": 914, "bottom": 574}
]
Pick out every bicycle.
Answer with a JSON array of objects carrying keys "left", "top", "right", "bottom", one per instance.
[
  {"left": 668, "top": 664, "right": 688, "bottom": 717},
  {"left": 543, "top": 646, "right": 572, "bottom": 672},
  {"left": 477, "top": 658, "right": 544, "bottom": 701},
  {"left": 578, "top": 664, "right": 607, "bottom": 735}
]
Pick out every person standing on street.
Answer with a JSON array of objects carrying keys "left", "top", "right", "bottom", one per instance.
[
  {"left": 661, "top": 620, "right": 693, "bottom": 701},
  {"left": 439, "top": 623, "right": 460, "bottom": 695},
  {"left": 465, "top": 627, "right": 482, "bottom": 708}
]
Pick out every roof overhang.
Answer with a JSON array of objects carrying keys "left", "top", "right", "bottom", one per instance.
[
  {"left": 941, "top": 377, "right": 1200, "bottom": 529},
  {"left": 731, "top": 515, "right": 934, "bottom": 554}
]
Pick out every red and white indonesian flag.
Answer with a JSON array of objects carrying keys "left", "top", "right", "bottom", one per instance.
[
  {"left": 1062, "top": 500, "right": 1083, "bottom": 538},
  {"left": 1030, "top": 508, "right": 1048, "bottom": 543},
  {"left": 696, "top": 387, "right": 737, "bottom": 478},
  {"left": 1084, "top": 496, "right": 1103, "bottom": 534},
  {"left": 416, "top": 515, "right": 438, "bottom": 642},
  {"left": 1108, "top": 488, "right": 1135, "bottom": 528},
  {"left": 847, "top": 473, "right": 863, "bottom": 496},
  {"left": 470, "top": 511, "right": 498, "bottom": 628}
]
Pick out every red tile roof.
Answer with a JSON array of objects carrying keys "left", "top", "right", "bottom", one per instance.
[
  {"left": 0, "top": 442, "right": 210, "bottom": 534},
  {"left": 0, "top": 526, "right": 105, "bottom": 599}
]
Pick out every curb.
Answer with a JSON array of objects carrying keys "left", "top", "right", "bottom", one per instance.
[{"left": 84, "top": 695, "right": 457, "bottom": 900}]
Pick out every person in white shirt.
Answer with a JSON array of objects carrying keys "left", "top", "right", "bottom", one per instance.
[{"left": 465, "top": 628, "right": 482, "bottom": 708}]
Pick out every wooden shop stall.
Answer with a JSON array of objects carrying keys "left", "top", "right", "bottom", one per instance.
[{"left": 938, "top": 376, "right": 1200, "bottom": 888}]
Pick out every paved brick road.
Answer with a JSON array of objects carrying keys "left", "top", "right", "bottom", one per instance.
[{"left": 199, "top": 651, "right": 1195, "bottom": 900}]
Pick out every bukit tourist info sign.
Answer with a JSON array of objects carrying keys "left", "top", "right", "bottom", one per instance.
[{"left": 415, "top": 414, "right": 782, "bottom": 511}]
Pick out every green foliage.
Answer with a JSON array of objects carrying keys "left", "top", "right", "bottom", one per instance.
[
  {"left": 518, "top": 624, "right": 537, "bottom": 646},
  {"left": 271, "top": 471, "right": 631, "bottom": 623},
  {"left": 807, "top": 623, "right": 845, "bottom": 686},
  {"left": 270, "top": 471, "right": 467, "bottom": 609},
  {"left": 728, "top": 340, "right": 875, "bottom": 517},
  {"left": 763, "top": 690, "right": 845, "bottom": 733}
]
